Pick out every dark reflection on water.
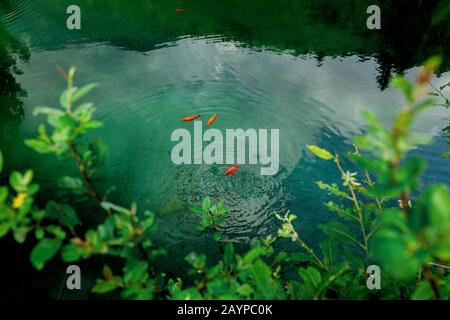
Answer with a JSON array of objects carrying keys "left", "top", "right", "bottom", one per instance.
[
  {"left": 2, "top": 0, "right": 450, "bottom": 84},
  {"left": 0, "top": 17, "right": 29, "bottom": 144}
]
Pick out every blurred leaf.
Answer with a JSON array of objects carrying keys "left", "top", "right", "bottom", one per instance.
[
  {"left": 319, "top": 221, "right": 362, "bottom": 249},
  {"left": 30, "top": 238, "right": 62, "bottom": 270},
  {"left": 61, "top": 243, "right": 84, "bottom": 262},
  {"left": 223, "top": 242, "right": 234, "bottom": 267},
  {"left": 412, "top": 280, "right": 434, "bottom": 300},
  {"left": 423, "top": 56, "right": 442, "bottom": 73},
  {"left": 9, "top": 171, "right": 24, "bottom": 192},
  {"left": 371, "top": 210, "right": 422, "bottom": 281},
  {"left": 72, "top": 83, "right": 98, "bottom": 103},
  {"left": 391, "top": 76, "right": 413, "bottom": 103},
  {"left": 92, "top": 279, "right": 118, "bottom": 294},
  {"left": 202, "top": 197, "right": 211, "bottom": 212},
  {"left": 213, "top": 231, "right": 221, "bottom": 241},
  {"left": 57, "top": 176, "right": 85, "bottom": 195},
  {"left": 45, "top": 201, "right": 80, "bottom": 229},
  {"left": 306, "top": 145, "right": 334, "bottom": 160},
  {"left": 33, "top": 106, "right": 64, "bottom": 117},
  {"left": 103, "top": 265, "right": 113, "bottom": 280},
  {"left": 250, "top": 260, "right": 283, "bottom": 299},
  {"left": 24, "top": 139, "right": 53, "bottom": 154},
  {"left": 59, "top": 87, "right": 77, "bottom": 109},
  {"left": 409, "top": 184, "right": 450, "bottom": 237}
]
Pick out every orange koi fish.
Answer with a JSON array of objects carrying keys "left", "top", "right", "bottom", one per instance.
[
  {"left": 181, "top": 115, "right": 201, "bottom": 122},
  {"left": 225, "top": 165, "right": 238, "bottom": 176},
  {"left": 207, "top": 113, "right": 219, "bottom": 126},
  {"left": 175, "top": 8, "right": 185, "bottom": 12}
]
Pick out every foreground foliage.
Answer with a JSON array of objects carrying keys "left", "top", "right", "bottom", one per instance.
[{"left": 0, "top": 60, "right": 449, "bottom": 300}]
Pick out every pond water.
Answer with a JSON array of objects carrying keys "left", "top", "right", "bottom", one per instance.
[{"left": 1, "top": 0, "right": 449, "bottom": 281}]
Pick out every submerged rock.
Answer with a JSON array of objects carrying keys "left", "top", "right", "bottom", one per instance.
[{"left": 158, "top": 195, "right": 186, "bottom": 215}]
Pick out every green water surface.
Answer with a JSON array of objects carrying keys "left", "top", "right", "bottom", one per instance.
[{"left": 0, "top": 0, "right": 449, "bottom": 298}]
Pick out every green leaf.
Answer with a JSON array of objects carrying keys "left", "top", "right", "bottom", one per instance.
[
  {"left": 100, "top": 201, "right": 131, "bottom": 215},
  {"left": 306, "top": 145, "right": 334, "bottom": 160},
  {"left": 423, "top": 56, "right": 442, "bottom": 73},
  {"left": 223, "top": 242, "right": 234, "bottom": 267},
  {"left": 61, "top": 243, "right": 83, "bottom": 262},
  {"left": 412, "top": 280, "right": 434, "bottom": 300},
  {"left": 391, "top": 76, "right": 413, "bottom": 102},
  {"left": 33, "top": 106, "right": 64, "bottom": 117},
  {"left": 13, "top": 226, "right": 29, "bottom": 243},
  {"left": 22, "top": 170, "right": 33, "bottom": 185},
  {"left": 243, "top": 247, "right": 266, "bottom": 264},
  {"left": 202, "top": 197, "right": 211, "bottom": 212},
  {"left": 0, "top": 150, "right": 3, "bottom": 173},
  {"left": 371, "top": 210, "right": 422, "bottom": 281},
  {"left": 24, "top": 139, "right": 53, "bottom": 154},
  {"left": 237, "top": 284, "right": 253, "bottom": 296},
  {"left": 72, "top": 83, "right": 98, "bottom": 103},
  {"left": 0, "top": 223, "right": 11, "bottom": 238},
  {"left": 30, "top": 238, "right": 62, "bottom": 270},
  {"left": 57, "top": 176, "right": 85, "bottom": 195},
  {"left": 59, "top": 87, "right": 77, "bottom": 108},
  {"left": 213, "top": 231, "right": 221, "bottom": 241},
  {"left": 409, "top": 184, "right": 450, "bottom": 236},
  {"left": 250, "top": 260, "right": 280, "bottom": 299},
  {"left": 34, "top": 228, "right": 45, "bottom": 240},
  {"left": 48, "top": 114, "right": 77, "bottom": 130},
  {"left": 45, "top": 201, "right": 81, "bottom": 229},
  {"left": 0, "top": 186, "right": 8, "bottom": 203},
  {"left": 123, "top": 261, "right": 149, "bottom": 284},
  {"left": 319, "top": 239, "right": 336, "bottom": 270},
  {"left": 9, "top": 171, "right": 24, "bottom": 192},
  {"left": 47, "top": 225, "right": 67, "bottom": 240},
  {"left": 319, "top": 221, "right": 363, "bottom": 249},
  {"left": 92, "top": 279, "right": 117, "bottom": 294},
  {"left": 299, "top": 266, "right": 322, "bottom": 288},
  {"left": 103, "top": 265, "right": 113, "bottom": 279}
]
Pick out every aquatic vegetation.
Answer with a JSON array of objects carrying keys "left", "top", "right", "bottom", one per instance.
[{"left": 0, "top": 60, "right": 448, "bottom": 300}]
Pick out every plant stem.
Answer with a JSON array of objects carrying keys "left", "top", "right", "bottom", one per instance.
[
  {"left": 429, "top": 81, "right": 449, "bottom": 104},
  {"left": 207, "top": 209, "right": 225, "bottom": 255},
  {"left": 63, "top": 69, "right": 111, "bottom": 215},
  {"left": 334, "top": 155, "right": 369, "bottom": 259},
  {"left": 427, "top": 262, "right": 450, "bottom": 270},
  {"left": 286, "top": 218, "right": 326, "bottom": 270},
  {"left": 364, "top": 170, "right": 383, "bottom": 212},
  {"left": 68, "top": 140, "right": 103, "bottom": 204},
  {"left": 423, "top": 264, "right": 441, "bottom": 300},
  {"left": 352, "top": 144, "right": 383, "bottom": 212}
]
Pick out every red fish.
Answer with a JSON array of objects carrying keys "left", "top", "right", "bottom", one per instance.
[
  {"left": 225, "top": 165, "right": 238, "bottom": 176},
  {"left": 207, "top": 113, "right": 219, "bottom": 126},
  {"left": 175, "top": 8, "right": 185, "bottom": 12},
  {"left": 181, "top": 115, "right": 201, "bottom": 122}
]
